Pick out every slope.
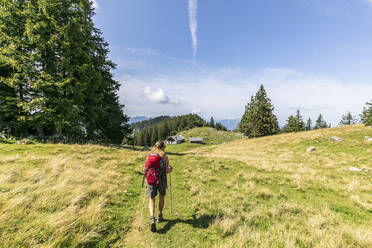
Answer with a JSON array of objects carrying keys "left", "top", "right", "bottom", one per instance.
[{"left": 125, "top": 125, "right": 371, "bottom": 247}]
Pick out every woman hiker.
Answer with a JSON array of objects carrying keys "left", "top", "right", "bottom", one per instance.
[{"left": 143, "top": 141, "right": 172, "bottom": 232}]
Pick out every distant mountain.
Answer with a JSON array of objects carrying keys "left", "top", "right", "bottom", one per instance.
[
  {"left": 128, "top": 116, "right": 148, "bottom": 124},
  {"left": 216, "top": 119, "right": 240, "bottom": 130}
]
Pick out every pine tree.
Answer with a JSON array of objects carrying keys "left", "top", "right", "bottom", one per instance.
[
  {"left": 138, "top": 132, "right": 145, "bottom": 146},
  {"left": 157, "top": 126, "right": 163, "bottom": 141},
  {"left": 360, "top": 100, "right": 372, "bottom": 126},
  {"left": 0, "top": 63, "right": 22, "bottom": 135},
  {"left": 305, "top": 118, "right": 312, "bottom": 131},
  {"left": 209, "top": 117, "right": 215, "bottom": 128},
  {"left": 179, "top": 118, "right": 187, "bottom": 131},
  {"left": 151, "top": 127, "right": 158, "bottom": 146},
  {"left": 146, "top": 129, "right": 151, "bottom": 146},
  {"left": 215, "top": 122, "right": 227, "bottom": 131},
  {"left": 282, "top": 115, "right": 296, "bottom": 133},
  {"left": 0, "top": 1, "right": 32, "bottom": 137},
  {"left": 339, "top": 112, "right": 358, "bottom": 126},
  {"left": 0, "top": 0, "right": 130, "bottom": 143},
  {"left": 295, "top": 110, "right": 305, "bottom": 131},
  {"left": 283, "top": 110, "right": 305, "bottom": 133},
  {"left": 157, "top": 121, "right": 169, "bottom": 140},
  {"left": 163, "top": 122, "right": 170, "bottom": 138},
  {"left": 240, "top": 84, "right": 279, "bottom": 137},
  {"left": 314, "top": 114, "right": 328, "bottom": 129}
]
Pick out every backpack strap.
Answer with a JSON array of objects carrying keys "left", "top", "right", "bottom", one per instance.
[
  {"left": 142, "top": 166, "right": 149, "bottom": 188},
  {"left": 142, "top": 154, "right": 150, "bottom": 188}
]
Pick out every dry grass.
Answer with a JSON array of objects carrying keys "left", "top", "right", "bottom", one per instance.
[
  {"left": 0, "top": 143, "right": 144, "bottom": 247},
  {"left": 1, "top": 125, "right": 371, "bottom": 247},
  {"left": 134, "top": 125, "right": 372, "bottom": 247}
]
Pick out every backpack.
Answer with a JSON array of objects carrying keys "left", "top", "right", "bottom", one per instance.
[{"left": 142, "top": 153, "right": 163, "bottom": 186}]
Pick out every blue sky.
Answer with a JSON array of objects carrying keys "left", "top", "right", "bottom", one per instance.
[{"left": 92, "top": 0, "right": 372, "bottom": 126}]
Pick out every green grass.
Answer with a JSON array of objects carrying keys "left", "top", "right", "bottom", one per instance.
[
  {"left": 129, "top": 153, "right": 370, "bottom": 247},
  {"left": 1, "top": 125, "right": 371, "bottom": 247},
  {"left": 179, "top": 127, "right": 243, "bottom": 145}
]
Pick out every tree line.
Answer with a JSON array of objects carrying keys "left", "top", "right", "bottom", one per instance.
[
  {"left": 130, "top": 116, "right": 171, "bottom": 132},
  {"left": 0, "top": 0, "right": 130, "bottom": 144},
  {"left": 208, "top": 116, "right": 228, "bottom": 131},
  {"left": 238, "top": 84, "right": 372, "bottom": 137},
  {"left": 126, "top": 114, "right": 207, "bottom": 146}
]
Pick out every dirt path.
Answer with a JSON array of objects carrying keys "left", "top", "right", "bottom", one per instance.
[{"left": 123, "top": 154, "right": 219, "bottom": 248}]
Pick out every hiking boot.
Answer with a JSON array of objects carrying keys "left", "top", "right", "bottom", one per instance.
[
  {"left": 157, "top": 213, "right": 164, "bottom": 223},
  {"left": 150, "top": 216, "right": 156, "bottom": 232}
]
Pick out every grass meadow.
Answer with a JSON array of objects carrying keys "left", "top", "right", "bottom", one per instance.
[
  {"left": 0, "top": 125, "right": 371, "bottom": 247},
  {"left": 0, "top": 143, "right": 146, "bottom": 247}
]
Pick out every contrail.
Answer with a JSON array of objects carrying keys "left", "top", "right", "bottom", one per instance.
[{"left": 188, "top": 0, "right": 198, "bottom": 60}]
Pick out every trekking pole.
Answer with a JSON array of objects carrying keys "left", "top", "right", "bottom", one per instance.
[
  {"left": 138, "top": 184, "right": 147, "bottom": 231},
  {"left": 169, "top": 172, "right": 173, "bottom": 215}
]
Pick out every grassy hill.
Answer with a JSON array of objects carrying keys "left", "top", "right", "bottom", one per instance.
[
  {"left": 163, "top": 127, "right": 243, "bottom": 153},
  {"left": 1, "top": 125, "right": 371, "bottom": 247},
  {"left": 180, "top": 127, "right": 243, "bottom": 145}
]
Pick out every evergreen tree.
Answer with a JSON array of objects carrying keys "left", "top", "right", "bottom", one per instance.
[
  {"left": 339, "top": 111, "right": 358, "bottom": 126},
  {"left": 145, "top": 129, "right": 151, "bottom": 146},
  {"left": 0, "top": 63, "right": 22, "bottom": 135},
  {"left": 360, "top": 100, "right": 372, "bottom": 126},
  {"left": 150, "top": 127, "right": 158, "bottom": 146},
  {"left": 283, "top": 110, "right": 306, "bottom": 133},
  {"left": 215, "top": 122, "right": 227, "bottom": 131},
  {"left": 179, "top": 118, "right": 187, "bottom": 131},
  {"left": 314, "top": 114, "right": 328, "bottom": 129},
  {"left": 209, "top": 117, "right": 215, "bottom": 128},
  {"left": 157, "top": 126, "right": 164, "bottom": 141},
  {"left": 295, "top": 110, "right": 305, "bottom": 130},
  {"left": 305, "top": 118, "right": 312, "bottom": 131},
  {"left": 138, "top": 131, "right": 145, "bottom": 146},
  {"left": 131, "top": 114, "right": 206, "bottom": 141},
  {"left": 0, "top": 1, "right": 32, "bottom": 137},
  {"left": 0, "top": 0, "right": 130, "bottom": 143},
  {"left": 130, "top": 116, "right": 170, "bottom": 132},
  {"left": 240, "top": 84, "right": 279, "bottom": 137},
  {"left": 157, "top": 121, "right": 169, "bottom": 140},
  {"left": 282, "top": 115, "right": 296, "bottom": 133},
  {"left": 163, "top": 122, "right": 170, "bottom": 138}
]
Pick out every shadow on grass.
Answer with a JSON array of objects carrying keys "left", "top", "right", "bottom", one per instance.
[
  {"left": 156, "top": 214, "right": 216, "bottom": 234},
  {"left": 0, "top": 139, "right": 14, "bottom": 144},
  {"left": 120, "top": 145, "right": 147, "bottom": 151},
  {"left": 166, "top": 152, "right": 186, "bottom": 156}
]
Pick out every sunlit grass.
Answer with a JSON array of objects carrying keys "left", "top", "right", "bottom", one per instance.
[
  {"left": 0, "top": 143, "right": 146, "bottom": 247},
  {"left": 126, "top": 125, "right": 371, "bottom": 247},
  {"left": 1, "top": 125, "right": 371, "bottom": 247}
]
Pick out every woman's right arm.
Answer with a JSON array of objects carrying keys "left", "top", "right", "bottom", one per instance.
[{"left": 163, "top": 155, "right": 172, "bottom": 173}]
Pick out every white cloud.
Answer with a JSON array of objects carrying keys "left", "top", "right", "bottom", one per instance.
[
  {"left": 191, "top": 108, "right": 201, "bottom": 115},
  {"left": 143, "top": 86, "right": 180, "bottom": 107},
  {"left": 91, "top": 0, "right": 99, "bottom": 10},
  {"left": 119, "top": 68, "right": 372, "bottom": 126},
  {"left": 188, "top": 0, "right": 198, "bottom": 60},
  {"left": 364, "top": 0, "right": 372, "bottom": 6}
]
